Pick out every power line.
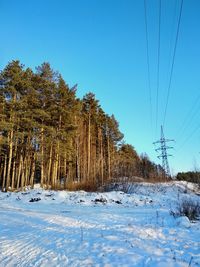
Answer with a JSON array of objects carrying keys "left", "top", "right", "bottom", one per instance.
[
  {"left": 155, "top": 0, "right": 161, "bottom": 136},
  {"left": 163, "top": 0, "right": 183, "bottom": 128},
  {"left": 144, "top": 0, "right": 153, "bottom": 131},
  {"left": 176, "top": 92, "right": 200, "bottom": 142},
  {"left": 167, "top": 0, "right": 178, "bottom": 82},
  {"left": 177, "top": 122, "right": 200, "bottom": 152}
]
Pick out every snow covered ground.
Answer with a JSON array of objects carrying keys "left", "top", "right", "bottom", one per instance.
[{"left": 0, "top": 181, "right": 199, "bottom": 267}]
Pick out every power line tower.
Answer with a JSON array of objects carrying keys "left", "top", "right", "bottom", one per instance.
[{"left": 153, "top": 125, "right": 174, "bottom": 178}]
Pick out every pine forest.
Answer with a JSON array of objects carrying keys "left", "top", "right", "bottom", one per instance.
[{"left": 0, "top": 60, "right": 164, "bottom": 191}]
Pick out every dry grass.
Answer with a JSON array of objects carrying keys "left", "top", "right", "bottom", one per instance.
[{"left": 66, "top": 180, "right": 98, "bottom": 192}]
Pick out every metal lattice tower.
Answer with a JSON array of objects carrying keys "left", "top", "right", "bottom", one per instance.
[{"left": 153, "top": 126, "right": 174, "bottom": 177}]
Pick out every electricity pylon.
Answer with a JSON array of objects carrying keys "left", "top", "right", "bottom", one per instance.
[{"left": 153, "top": 125, "right": 174, "bottom": 178}]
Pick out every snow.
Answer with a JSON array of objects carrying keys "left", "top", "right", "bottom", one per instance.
[
  {"left": 175, "top": 216, "right": 191, "bottom": 228},
  {"left": 0, "top": 181, "right": 199, "bottom": 267}
]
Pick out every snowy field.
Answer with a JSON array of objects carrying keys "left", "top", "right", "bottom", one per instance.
[{"left": 0, "top": 181, "right": 199, "bottom": 267}]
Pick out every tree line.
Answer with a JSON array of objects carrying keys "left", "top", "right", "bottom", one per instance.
[
  {"left": 0, "top": 60, "right": 164, "bottom": 191},
  {"left": 176, "top": 172, "right": 200, "bottom": 184}
]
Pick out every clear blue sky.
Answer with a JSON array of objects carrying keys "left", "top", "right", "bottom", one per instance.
[{"left": 1, "top": 0, "right": 200, "bottom": 174}]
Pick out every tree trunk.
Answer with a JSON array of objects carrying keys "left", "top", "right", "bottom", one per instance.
[
  {"left": 47, "top": 144, "right": 53, "bottom": 188},
  {"left": 30, "top": 153, "right": 36, "bottom": 189},
  {"left": 20, "top": 159, "right": 25, "bottom": 190},
  {"left": 41, "top": 127, "right": 44, "bottom": 187},
  {"left": 100, "top": 129, "right": 104, "bottom": 186},
  {"left": 107, "top": 134, "right": 111, "bottom": 180},
  {"left": 87, "top": 114, "right": 91, "bottom": 180},
  {"left": 16, "top": 154, "right": 23, "bottom": 190},
  {"left": 51, "top": 160, "right": 56, "bottom": 189},
  {"left": 11, "top": 159, "right": 16, "bottom": 190},
  {"left": 75, "top": 136, "right": 80, "bottom": 182},
  {"left": 2, "top": 155, "right": 7, "bottom": 191},
  {"left": 6, "top": 130, "right": 14, "bottom": 190}
]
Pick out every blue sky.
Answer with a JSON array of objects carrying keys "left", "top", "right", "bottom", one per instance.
[{"left": 1, "top": 0, "right": 200, "bottom": 174}]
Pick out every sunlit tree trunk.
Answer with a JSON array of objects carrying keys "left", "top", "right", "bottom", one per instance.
[
  {"left": 87, "top": 114, "right": 91, "bottom": 181},
  {"left": 47, "top": 144, "right": 53, "bottom": 188},
  {"left": 30, "top": 153, "right": 36, "bottom": 189},
  {"left": 2, "top": 155, "right": 7, "bottom": 191},
  {"left": 6, "top": 130, "right": 14, "bottom": 190},
  {"left": 40, "top": 126, "right": 44, "bottom": 187}
]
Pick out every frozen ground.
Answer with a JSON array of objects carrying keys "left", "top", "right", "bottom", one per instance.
[{"left": 0, "top": 181, "right": 199, "bottom": 267}]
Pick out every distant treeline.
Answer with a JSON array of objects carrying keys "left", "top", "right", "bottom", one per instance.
[
  {"left": 176, "top": 171, "right": 200, "bottom": 184},
  {"left": 0, "top": 60, "right": 164, "bottom": 191}
]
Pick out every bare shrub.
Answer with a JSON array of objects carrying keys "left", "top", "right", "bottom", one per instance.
[
  {"left": 101, "top": 182, "right": 133, "bottom": 193},
  {"left": 177, "top": 199, "right": 200, "bottom": 221}
]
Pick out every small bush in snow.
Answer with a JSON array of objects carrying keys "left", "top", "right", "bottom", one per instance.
[
  {"left": 93, "top": 197, "right": 107, "bottom": 204},
  {"left": 29, "top": 197, "right": 41, "bottom": 202},
  {"left": 177, "top": 199, "right": 200, "bottom": 221}
]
